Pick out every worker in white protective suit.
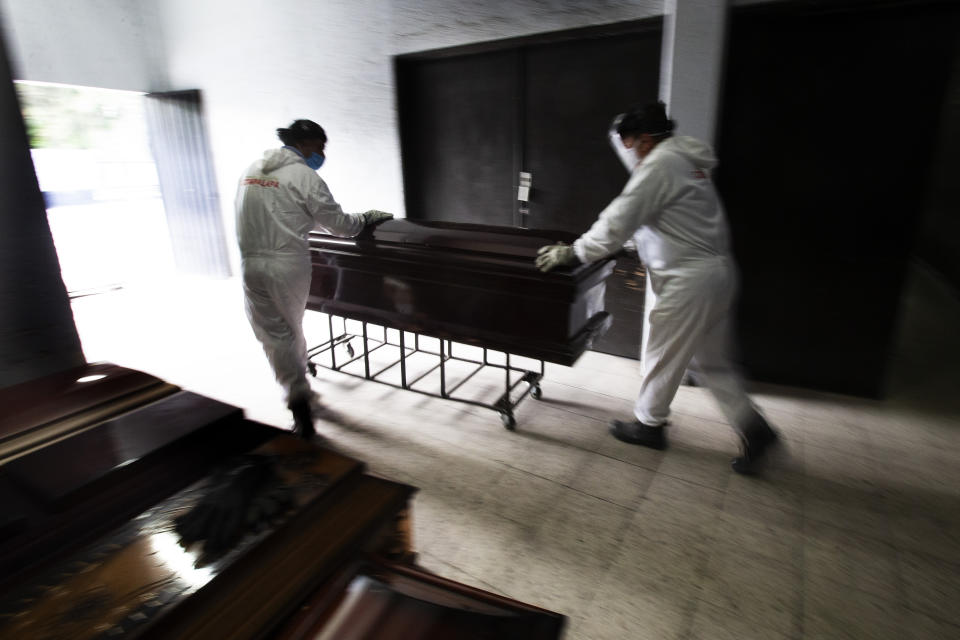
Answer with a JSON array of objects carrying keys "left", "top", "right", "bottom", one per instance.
[
  {"left": 536, "top": 102, "right": 778, "bottom": 474},
  {"left": 236, "top": 119, "right": 392, "bottom": 439}
]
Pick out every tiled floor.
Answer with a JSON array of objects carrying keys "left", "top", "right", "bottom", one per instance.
[{"left": 71, "top": 263, "right": 960, "bottom": 639}]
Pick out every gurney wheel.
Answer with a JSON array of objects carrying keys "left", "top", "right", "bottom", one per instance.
[
  {"left": 530, "top": 385, "right": 542, "bottom": 400},
  {"left": 307, "top": 362, "right": 317, "bottom": 377},
  {"left": 500, "top": 411, "right": 516, "bottom": 431}
]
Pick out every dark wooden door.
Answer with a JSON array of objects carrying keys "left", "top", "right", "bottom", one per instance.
[
  {"left": 396, "top": 21, "right": 662, "bottom": 359},
  {"left": 396, "top": 50, "right": 520, "bottom": 226},
  {"left": 524, "top": 30, "right": 661, "bottom": 233},
  {"left": 716, "top": 0, "right": 960, "bottom": 397}
]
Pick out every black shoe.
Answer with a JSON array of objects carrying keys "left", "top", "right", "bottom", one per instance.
[
  {"left": 731, "top": 416, "right": 779, "bottom": 475},
  {"left": 609, "top": 420, "right": 667, "bottom": 450},
  {"left": 289, "top": 400, "right": 317, "bottom": 440},
  {"left": 680, "top": 372, "right": 700, "bottom": 387}
]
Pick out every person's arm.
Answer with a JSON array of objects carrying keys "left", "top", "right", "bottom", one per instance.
[
  {"left": 303, "top": 174, "right": 366, "bottom": 238},
  {"left": 572, "top": 163, "right": 673, "bottom": 264}
]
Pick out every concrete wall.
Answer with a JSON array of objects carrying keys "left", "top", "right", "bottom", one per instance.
[
  {"left": 152, "top": 0, "right": 665, "bottom": 271},
  {"left": 0, "top": 0, "right": 169, "bottom": 91},
  {"left": 390, "top": 1, "right": 663, "bottom": 53},
  {"left": 1, "top": 0, "right": 727, "bottom": 275},
  {"left": 661, "top": 0, "right": 727, "bottom": 145}
]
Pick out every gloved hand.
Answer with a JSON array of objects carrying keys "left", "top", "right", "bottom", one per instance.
[
  {"left": 174, "top": 454, "right": 290, "bottom": 564},
  {"left": 535, "top": 243, "right": 580, "bottom": 272},
  {"left": 362, "top": 210, "right": 393, "bottom": 225}
]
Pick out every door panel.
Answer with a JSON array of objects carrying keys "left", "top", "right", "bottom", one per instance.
[
  {"left": 396, "top": 22, "right": 662, "bottom": 360},
  {"left": 397, "top": 51, "right": 519, "bottom": 225},
  {"left": 716, "top": 0, "right": 960, "bottom": 396},
  {"left": 524, "top": 30, "right": 662, "bottom": 234},
  {"left": 145, "top": 90, "right": 230, "bottom": 278}
]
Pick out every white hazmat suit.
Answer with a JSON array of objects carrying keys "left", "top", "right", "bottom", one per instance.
[
  {"left": 573, "top": 136, "right": 759, "bottom": 433},
  {"left": 235, "top": 147, "right": 366, "bottom": 407}
]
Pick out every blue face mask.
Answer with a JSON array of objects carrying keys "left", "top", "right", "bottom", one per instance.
[{"left": 305, "top": 152, "right": 325, "bottom": 170}]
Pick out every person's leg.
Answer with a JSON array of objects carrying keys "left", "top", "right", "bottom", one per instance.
[
  {"left": 687, "top": 265, "right": 777, "bottom": 473},
  {"left": 612, "top": 271, "right": 705, "bottom": 447},
  {"left": 633, "top": 271, "right": 713, "bottom": 424},
  {"left": 688, "top": 313, "right": 757, "bottom": 431},
  {"left": 243, "top": 256, "right": 316, "bottom": 437}
]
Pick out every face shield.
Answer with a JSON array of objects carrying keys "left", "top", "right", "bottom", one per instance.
[{"left": 608, "top": 113, "right": 640, "bottom": 173}]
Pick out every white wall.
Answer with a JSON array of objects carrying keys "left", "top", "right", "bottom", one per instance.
[
  {"left": 660, "top": 0, "right": 728, "bottom": 145},
  {"left": 0, "top": 0, "right": 168, "bottom": 91},
  {"left": 3, "top": 0, "right": 737, "bottom": 275},
  {"left": 390, "top": 1, "right": 663, "bottom": 53},
  {"left": 150, "top": 0, "right": 409, "bottom": 273},
  {"left": 149, "top": 0, "right": 665, "bottom": 272}
]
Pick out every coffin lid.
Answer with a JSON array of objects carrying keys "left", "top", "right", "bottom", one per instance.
[{"left": 317, "top": 219, "right": 578, "bottom": 259}]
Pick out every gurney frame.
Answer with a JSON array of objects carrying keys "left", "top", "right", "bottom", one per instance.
[{"left": 306, "top": 314, "right": 543, "bottom": 430}]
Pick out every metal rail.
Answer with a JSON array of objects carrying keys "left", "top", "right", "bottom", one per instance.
[{"left": 306, "top": 315, "right": 544, "bottom": 430}]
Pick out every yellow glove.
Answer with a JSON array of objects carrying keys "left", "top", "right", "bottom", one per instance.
[{"left": 535, "top": 243, "right": 580, "bottom": 272}]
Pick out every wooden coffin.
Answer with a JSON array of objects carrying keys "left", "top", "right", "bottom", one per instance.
[
  {"left": 0, "top": 365, "right": 566, "bottom": 639},
  {"left": 308, "top": 219, "right": 615, "bottom": 366}
]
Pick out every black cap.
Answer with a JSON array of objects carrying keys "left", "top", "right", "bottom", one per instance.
[
  {"left": 277, "top": 119, "right": 327, "bottom": 145},
  {"left": 614, "top": 101, "right": 675, "bottom": 137}
]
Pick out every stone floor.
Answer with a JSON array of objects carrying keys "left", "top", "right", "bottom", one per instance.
[{"left": 70, "top": 262, "right": 960, "bottom": 639}]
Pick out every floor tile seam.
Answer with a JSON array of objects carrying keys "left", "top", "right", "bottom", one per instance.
[
  {"left": 902, "top": 605, "right": 960, "bottom": 631},
  {"left": 896, "top": 543, "right": 960, "bottom": 571},
  {"left": 626, "top": 525, "right": 715, "bottom": 567},
  {"left": 667, "top": 407, "right": 740, "bottom": 429},
  {"left": 351, "top": 417, "right": 512, "bottom": 466},
  {"left": 801, "top": 513, "right": 896, "bottom": 549},
  {"left": 702, "top": 540, "right": 806, "bottom": 584},
  {"left": 675, "top": 591, "right": 701, "bottom": 640},
  {"left": 797, "top": 517, "right": 807, "bottom": 640},
  {"left": 652, "top": 466, "right": 732, "bottom": 494},
  {"left": 495, "top": 460, "right": 645, "bottom": 514},
  {"left": 694, "top": 571, "right": 803, "bottom": 636},
  {"left": 418, "top": 553, "right": 510, "bottom": 598},
  {"left": 802, "top": 570, "right": 916, "bottom": 613},
  {"left": 891, "top": 546, "right": 916, "bottom": 613},
  {"left": 683, "top": 596, "right": 797, "bottom": 640},
  {"left": 536, "top": 378, "right": 638, "bottom": 404},
  {"left": 705, "top": 525, "right": 806, "bottom": 570},
  {"left": 801, "top": 560, "right": 903, "bottom": 604},
  {"left": 519, "top": 442, "right": 665, "bottom": 476}
]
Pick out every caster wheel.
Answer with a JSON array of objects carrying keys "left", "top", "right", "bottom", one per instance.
[
  {"left": 346, "top": 343, "right": 355, "bottom": 358},
  {"left": 500, "top": 412, "right": 516, "bottom": 431},
  {"left": 307, "top": 362, "right": 317, "bottom": 377},
  {"left": 530, "top": 385, "right": 542, "bottom": 400}
]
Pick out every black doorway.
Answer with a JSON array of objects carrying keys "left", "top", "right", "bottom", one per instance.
[
  {"left": 716, "top": 0, "right": 960, "bottom": 397},
  {"left": 396, "top": 19, "right": 662, "bottom": 358}
]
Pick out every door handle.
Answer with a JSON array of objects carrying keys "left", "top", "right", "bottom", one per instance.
[{"left": 517, "top": 171, "right": 532, "bottom": 202}]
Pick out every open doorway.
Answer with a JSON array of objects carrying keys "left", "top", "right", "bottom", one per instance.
[{"left": 15, "top": 81, "right": 176, "bottom": 297}]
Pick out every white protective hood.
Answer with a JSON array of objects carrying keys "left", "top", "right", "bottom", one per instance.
[
  {"left": 574, "top": 135, "right": 731, "bottom": 271},
  {"left": 235, "top": 147, "right": 363, "bottom": 256}
]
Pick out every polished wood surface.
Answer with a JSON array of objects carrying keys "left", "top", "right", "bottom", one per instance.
[
  {"left": 591, "top": 253, "right": 646, "bottom": 359},
  {"left": 0, "top": 436, "right": 377, "bottom": 640},
  {"left": 278, "top": 559, "right": 566, "bottom": 640},
  {"left": 0, "top": 390, "right": 272, "bottom": 586},
  {"left": 0, "top": 362, "right": 179, "bottom": 460},
  {"left": 309, "top": 218, "right": 614, "bottom": 365},
  {"left": 0, "top": 364, "right": 565, "bottom": 639}
]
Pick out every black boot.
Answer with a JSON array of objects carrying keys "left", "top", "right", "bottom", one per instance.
[
  {"left": 731, "top": 416, "right": 779, "bottom": 475},
  {"left": 609, "top": 420, "right": 667, "bottom": 450},
  {"left": 289, "top": 399, "right": 317, "bottom": 440}
]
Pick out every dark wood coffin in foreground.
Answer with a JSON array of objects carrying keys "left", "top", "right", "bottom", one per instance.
[
  {"left": 309, "top": 219, "right": 615, "bottom": 365},
  {"left": 0, "top": 365, "right": 565, "bottom": 639}
]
